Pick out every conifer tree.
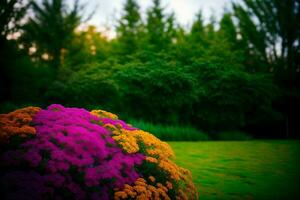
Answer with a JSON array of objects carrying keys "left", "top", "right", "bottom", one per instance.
[
  {"left": 116, "top": 0, "right": 142, "bottom": 55},
  {"left": 219, "top": 13, "right": 238, "bottom": 48},
  {"left": 146, "top": 0, "right": 166, "bottom": 50},
  {"left": 22, "top": 0, "right": 82, "bottom": 71}
]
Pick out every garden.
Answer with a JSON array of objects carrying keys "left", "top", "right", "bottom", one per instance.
[{"left": 0, "top": 0, "right": 300, "bottom": 199}]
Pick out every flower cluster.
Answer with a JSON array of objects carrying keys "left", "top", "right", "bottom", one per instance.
[
  {"left": 0, "top": 106, "right": 41, "bottom": 144},
  {"left": 90, "top": 109, "right": 118, "bottom": 120},
  {"left": 114, "top": 177, "right": 172, "bottom": 200},
  {"left": 1, "top": 105, "right": 143, "bottom": 200},
  {"left": 0, "top": 104, "right": 198, "bottom": 200},
  {"left": 91, "top": 112, "right": 198, "bottom": 200}
]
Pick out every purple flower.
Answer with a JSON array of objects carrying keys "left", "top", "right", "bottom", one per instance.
[{"left": 0, "top": 104, "right": 144, "bottom": 199}]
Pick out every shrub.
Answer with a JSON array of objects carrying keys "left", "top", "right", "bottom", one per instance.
[{"left": 0, "top": 105, "right": 198, "bottom": 200}]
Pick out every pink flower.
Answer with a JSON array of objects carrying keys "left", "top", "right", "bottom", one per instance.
[{"left": 1, "top": 104, "right": 145, "bottom": 199}]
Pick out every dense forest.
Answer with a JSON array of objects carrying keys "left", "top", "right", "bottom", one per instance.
[{"left": 1, "top": 0, "right": 299, "bottom": 139}]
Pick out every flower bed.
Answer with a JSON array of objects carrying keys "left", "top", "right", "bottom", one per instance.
[{"left": 0, "top": 104, "right": 198, "bottom": 200}]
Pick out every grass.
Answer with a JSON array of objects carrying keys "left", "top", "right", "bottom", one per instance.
[
  {"left": 129, "top": 119, "right": 209, "bottom": 141},
  {"left": 168, "top": 140, "right": 300, "bottom": 200}
]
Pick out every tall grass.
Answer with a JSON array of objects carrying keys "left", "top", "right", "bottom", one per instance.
[
  {"left": 129, "top": 119, "right": 209, "bottom": 141},
  {"left": 213, "top": 131, "right": 252, "bottom": 141}
]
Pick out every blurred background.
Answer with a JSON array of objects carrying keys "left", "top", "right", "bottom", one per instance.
[{"left": 1, "top": 0, "right": 300, "bottom": 141}]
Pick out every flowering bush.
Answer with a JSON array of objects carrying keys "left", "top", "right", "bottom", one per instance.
[{"left": 0, "top": 104, "right": 198, "bottom": 200}]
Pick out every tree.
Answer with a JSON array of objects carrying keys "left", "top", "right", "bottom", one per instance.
[
  {"left": 189, "top": 11, "right": 220, "bottom": 49},
  {"left": 146, "top": 0, "right": 166, "bottom": 50},
  {"left": 218, "top": 13, "right": 238, "bottom": 49},
  {"left": 190, "top": 11, "right": 205, "bottom": 44},
  {"left": 60, "top": 26, "right": 112, "bottom": 75},
  {"left": 188, "top": 11, "right": 217, "bottom": 49},
  {"left": 189, "top": 62, "right": 278, "bottom": 132},
  {"left": 22, "top": 0, "right": 83, "bottom": 72},
  {"left": 205, "top": 14, "right": 217, "bottom": 42},
  {"left": 116, "top": 0, "right": 143, "bottom": 55},
  {"left": 0, "top": 0, "right": 27, "bottom": 39},
  {"left": 234, "top": 0, "right": 300, "bottom": 138},
  {"left": 165, "top": 12, "right": 177, "bottom": 44},
  {"left": 233, "top": 0, "right": 300, "bottom": 81},
  {"left": 0, "top": 0, "right": 29, "bottom": 103}
]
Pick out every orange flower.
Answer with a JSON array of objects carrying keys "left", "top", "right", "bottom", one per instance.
[
  {"left": 114, "top": 191, "right": 128, "bottom": 200},
  {"left": 166, "top": 181, "right": 173, "bottom": 190},
  {"left": 114, "top": 178, "right": 171, "bottom": 200},
  {"left": 146, "top": 157, "right": 158, "bottom": 163},
  {"left": 0, "top": 107, "right": 41, "bottom": 143},
  {"left": 92, "top": 109, "right": 199, "bottom": 200},
  {"left": 90, "top": 109, "right": 118, "bottom": 119},
  {"left": 148, "top": 176, "right": 156, "bottom": 183}
]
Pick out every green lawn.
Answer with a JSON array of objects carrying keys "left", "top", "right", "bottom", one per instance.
[{"left": 168, "top": 141, "right": 300, "bottom": 200}]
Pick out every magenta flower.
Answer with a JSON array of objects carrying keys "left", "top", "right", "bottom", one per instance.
[{"left": 0, "top": 104, "right": 144, "bottom": 200}]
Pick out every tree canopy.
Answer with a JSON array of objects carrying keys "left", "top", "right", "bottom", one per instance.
[{"left": 0, "top": 0, "right": 299, "bottom": 138}]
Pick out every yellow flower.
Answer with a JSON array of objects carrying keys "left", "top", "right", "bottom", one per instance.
[
  {"left": 91, "top": 108, "right": 199, "bottom": 200},
  {"left": 104, "top": 123, "right": 117, "bottom": 131},
  {"left": 112, "top": 133, "right": 139, "bottom": 154},
  {"left": 90, "top": 109, "right": 118, "bottom": 119}
]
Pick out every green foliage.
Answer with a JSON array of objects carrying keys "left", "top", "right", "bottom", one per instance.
[
  {"left": 63, "top": 26, "right": 113, "bottom": 72},
  {"left": 233, "top": 0, "right": 300, "bottom": 77},
  {"left": 146, "top": 0, "right": 165, "bottom": 49},
  {"left": 0, "top": 1, "right": 30, "bottom": 104},
  {"left": 0, "top": 0, "right": 27, "bottom": 38},
  {"left": 129, "top": 119, "right": 210, "bottom": 141},
  {"left": 233, "top": 2, "right": 269, "bottom": 72},
  {"left": 0, "top": 102, "right": 18, "bottom": 113},
  {"left": 22, "top": 0, "right": 83, "bottom": 70},
  {"left": 116, "top": 0, "right": 143, "bottom": 55},
  {"left": 218, "top": 13, "right": 239, "bottom": 50},
  {"left": 114, "top": 58, "right": 198, "bottom": 124},
  {"left": 190, "top": 11, "right": 205, "bottom": 41},
  {"left": 145, "top": 0, "right": 177, "bottom": 51},
  {"left": 1, "top": 0, "right": 298, "bottom": 139},
  {"left": 190, "top": 63, "right": 279, "bottom": 131},
  {"left": 0, "top": 39, "right": 54, "bottom": 105},
  {"left": 175, "top": 12, "right": 244, "bottom": 67},
  {"left": 233, "top": 0, "right": 300, "bottom": 137},
  {"left": 46, "top": 60, "right": 120, "bottom": 111}
]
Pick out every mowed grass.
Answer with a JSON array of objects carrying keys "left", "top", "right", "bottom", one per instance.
[{"left": 168, "top": 141, "right": 300, "bottom": 200}]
